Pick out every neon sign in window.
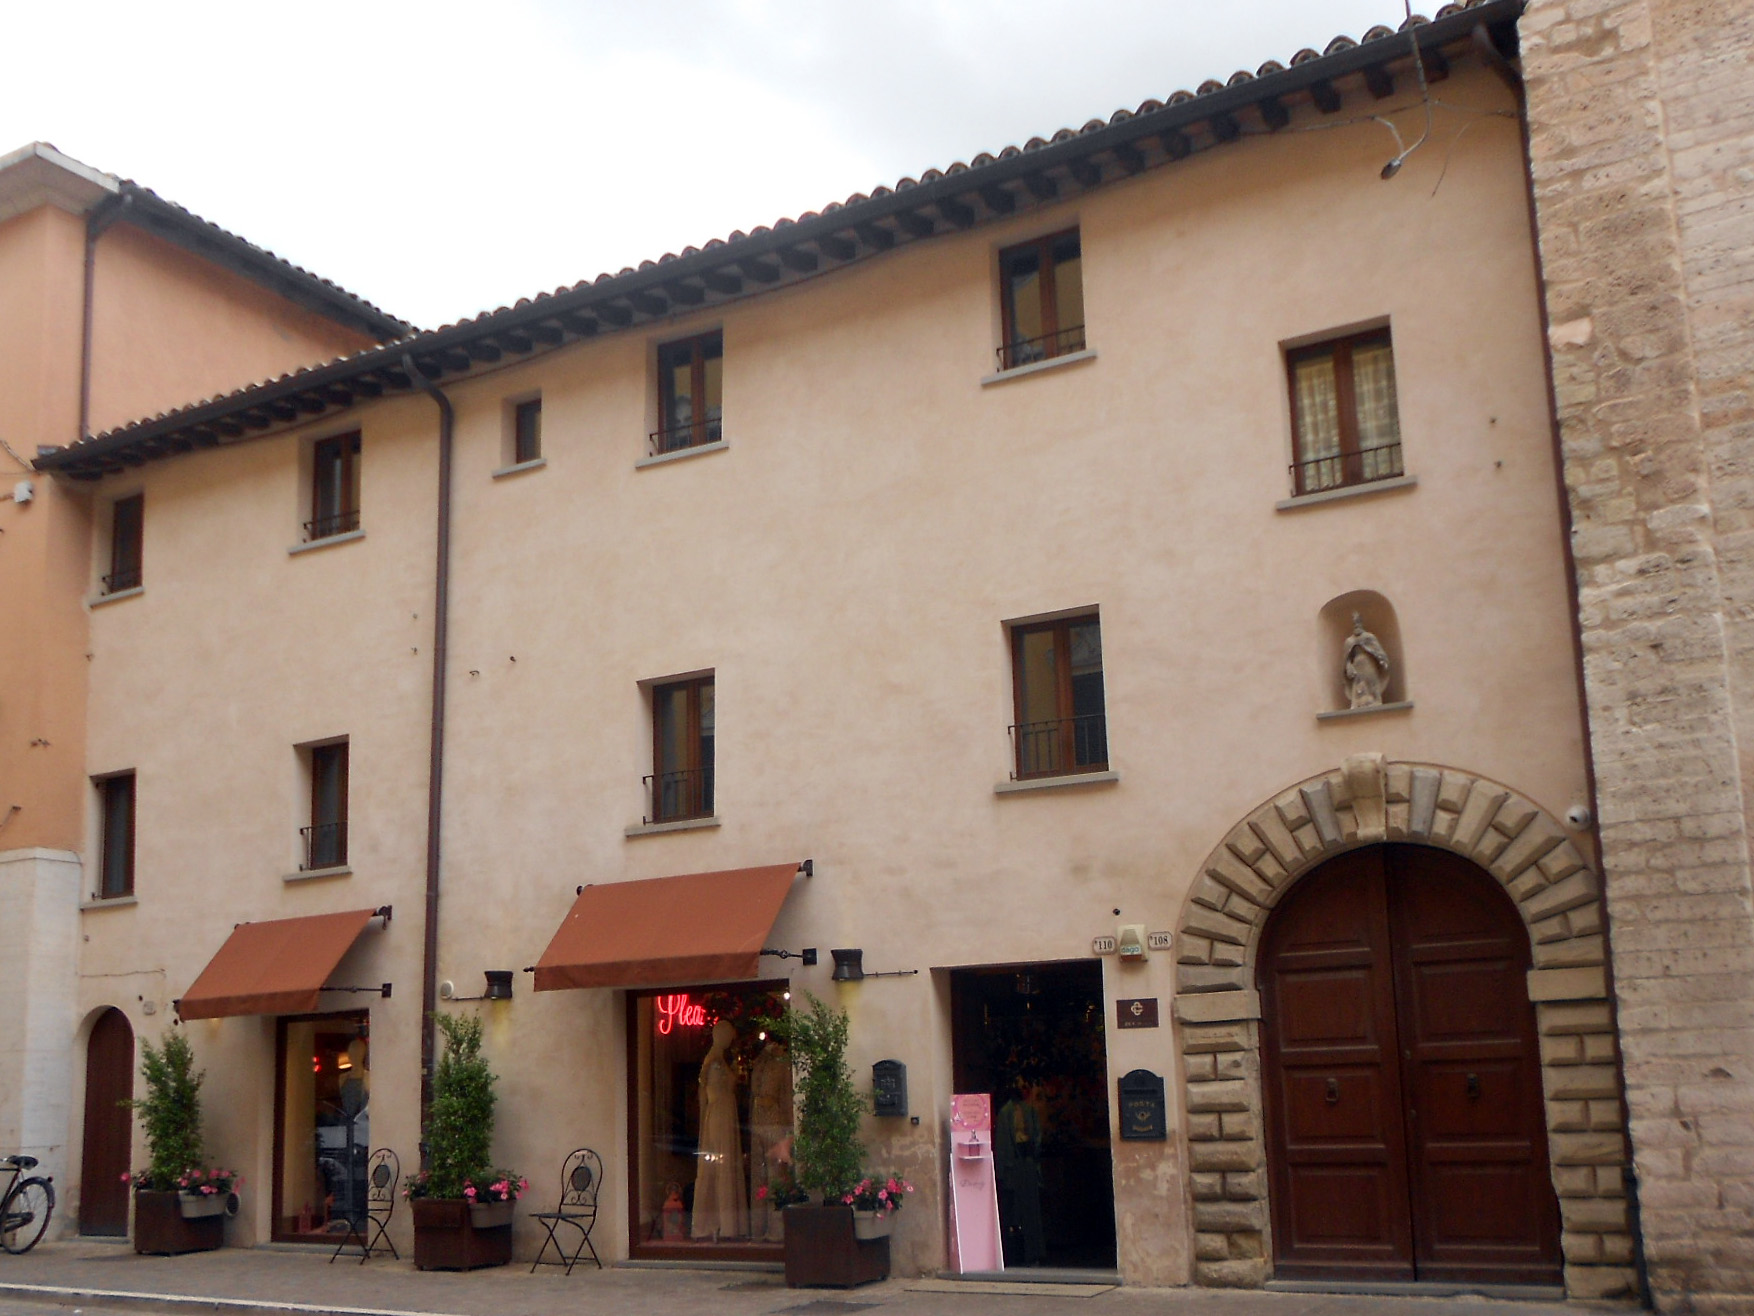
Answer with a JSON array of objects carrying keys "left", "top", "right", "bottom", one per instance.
[{"left": 654, "top": 994, "right": 709, "bottom": 1035}]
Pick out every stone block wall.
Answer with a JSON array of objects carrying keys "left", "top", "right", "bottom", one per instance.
[{"left": 1521, "top": 0, "right": 1754, "bottom": 1307}]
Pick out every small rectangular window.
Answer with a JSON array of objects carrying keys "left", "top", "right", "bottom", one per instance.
[
  {"left": 1287, "top": 330, "right": 1403, "bottom": 495},
  {"left": 513, "top": 398, "right": 543, "bottom": 465},
  {"left": 308, "top": 432, "right": 361, "bottom": 541},
  {"left": 1010, "top": 615, "right": 1107, "bottom": 779},
  {"left": 998, "top": 230, "right": 1085, "bottom": 370},
  {"left": 651, "top": 333, "right": 723, "bottom": 456},
  {"left": 303, "top": 741, "right": 349, "bottom": 870},
  {"left": 647, "top": 676, "right": 714, "bottom": 823},
  {"left": 97, "top": 772, "right": 136, "bottom": 899},
  {"left": 105, "top": 495, "right": 144, "bottom": 594}
]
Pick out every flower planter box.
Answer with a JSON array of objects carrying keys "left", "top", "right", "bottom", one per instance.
[
  {"left": 412, "top": 1197, "right": 513, "bottom": 1271},
  {"left": 783, "top": 1203, "right": 889, "bottom": 1288},
  {"left": 134, "top": 1190, "right": 224, "bottom": 1255}
]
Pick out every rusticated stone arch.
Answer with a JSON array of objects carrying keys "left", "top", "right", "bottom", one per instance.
[{"left": 1174, "top": 756, "right": 1637, "bottom": 1301}]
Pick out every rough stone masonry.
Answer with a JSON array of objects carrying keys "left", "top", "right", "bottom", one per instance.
[{"left": 1521, "top": 0, "right": 1754, "bottom": 1309}]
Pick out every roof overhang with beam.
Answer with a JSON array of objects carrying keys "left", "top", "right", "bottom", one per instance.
[{"left": 35, "top": 0, "right": 1521, "bottom": 483}]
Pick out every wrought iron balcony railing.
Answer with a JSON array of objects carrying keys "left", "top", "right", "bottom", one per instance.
[
  {"left": 643, "top": 767, "right": 714, "bottom": 825},
  {"left": 301, "top": 821, "right": 348, "bottom": 870},
  {"left": 1290, "top": 442, "right": 1404, "bottom": 496},
  {"left": 1009, "top": 713, "right": 1108, "bottom": 780},
  {"left": 996, "top": 324, "right": 1087, "bottom": 372},
  {"left": 304, "top": 509, "right": 361, "bottom": 542},
  {"left": 648, "top": 415, "right": 723, "bottom": 457}
]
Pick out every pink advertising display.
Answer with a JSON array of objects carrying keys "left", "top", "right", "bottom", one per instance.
[{"left": 946, "top": 1093, "right": 1003, "bottom": 1273}]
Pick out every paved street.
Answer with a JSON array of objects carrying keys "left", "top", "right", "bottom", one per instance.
[{"left": 0, "top": 1241, "right": 1611, "bottom": 1316}]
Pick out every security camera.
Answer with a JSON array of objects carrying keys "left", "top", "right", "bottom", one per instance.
[{"left": 1564, "top": 804, "right": 1592, "bottom": 830}]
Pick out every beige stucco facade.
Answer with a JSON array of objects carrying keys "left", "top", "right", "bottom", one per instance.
[
  {"left": 38, "top": 44, "right": 1633, "bottom": 1291},
  {"left": 0, "top": 144, "right": 395, "bottom": 1211}
]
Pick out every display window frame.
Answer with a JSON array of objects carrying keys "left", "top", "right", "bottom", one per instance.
[
  {"left": 624, "top": 978, "right": 792, "bottom": 1263},
  {"left": 270, "top": 1009, "right": 371, "bottom": 1246}
]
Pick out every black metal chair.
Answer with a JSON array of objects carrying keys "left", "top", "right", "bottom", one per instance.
[
  {"left": 329, "top": 1148, "right": 399, "bottom": 1264},
  {"left": 530, "top": 1148, "right": 602, "bottom": 1274}
]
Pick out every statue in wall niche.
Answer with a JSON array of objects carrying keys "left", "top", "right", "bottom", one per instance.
[{"left": 1343, "top": 613, "right": 1391, "bottom": 709}]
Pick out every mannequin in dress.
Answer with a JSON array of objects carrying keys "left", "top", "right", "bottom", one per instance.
[
  {"left": 747, "top": 1039, "right": 793, "bottom": 1241},
  {"left": 691, "top": 1020, "right": 748, "bottom": 1239}
]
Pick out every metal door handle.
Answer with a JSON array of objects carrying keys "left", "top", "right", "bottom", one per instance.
[
  {"left": 1325, "top": 1078, "right": 1340, "bottom": 1105},
  {"left": 1465, "top": 1073, "right": 1481, "bottom": 1101}
]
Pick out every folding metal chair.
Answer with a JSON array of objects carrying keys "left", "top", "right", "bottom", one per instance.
[
  {"left": 530, "top": 1148, "right": 602, "bottom": 1274},
  {"left": 330, "top": 1148, "right": 399, "bottom": 1264}
]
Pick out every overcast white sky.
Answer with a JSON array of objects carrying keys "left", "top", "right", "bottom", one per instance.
[{"left": 5, "top": 1, "right": 1413, "bottom": 330}]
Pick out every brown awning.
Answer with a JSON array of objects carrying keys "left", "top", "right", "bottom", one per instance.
[
  {"left": 178, "top": 908, "right": 383, "bottom": 1020},
  {"left": 534, "top": 863, "right": 800, "bottom": 992}
]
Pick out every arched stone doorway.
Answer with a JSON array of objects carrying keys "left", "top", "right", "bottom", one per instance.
[
  {"left": 1260, "top": 844, "right": 1560, "bottom": 1283},
  {"left": 1174, "top": 757, "right": 1637, "bottom": 1300},
  {"left": 79, "top": 1008, "right": 134, "bottom": 1236}
]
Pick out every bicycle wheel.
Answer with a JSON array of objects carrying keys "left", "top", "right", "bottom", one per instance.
[{"left": 1, "top": 1177, "right": 53, "bottom": 1253}]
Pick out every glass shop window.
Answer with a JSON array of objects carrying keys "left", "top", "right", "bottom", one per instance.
[
  {"left": 629, "top": 982, "right": 792, "bottom": 1256},
  {"left": 275, "top": 1015, "right": 369, "bottom": 1243}
]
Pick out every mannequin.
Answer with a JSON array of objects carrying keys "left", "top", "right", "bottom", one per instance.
[
  {"left": 747, "top": 1039, "right": 793, "bottom": 1241},
  {"left": 691, "top": 1020, "right": 748, "bottom": 1239}
]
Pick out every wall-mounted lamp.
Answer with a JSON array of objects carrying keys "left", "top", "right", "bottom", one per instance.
[{"left": 439, "top": 971, "right": 515, "bottom": 1002}]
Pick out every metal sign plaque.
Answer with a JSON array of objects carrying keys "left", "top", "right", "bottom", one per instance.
[
  {"left": 1116, "top": 997, "right": 1160, "bottom": 1029},
  {"left": 1091, "top": 936, "right": 1117, "bottom": 955}
]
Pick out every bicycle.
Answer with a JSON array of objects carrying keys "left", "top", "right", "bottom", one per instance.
[{"left": 0, "top": 1155, "right": 54, "bottom": 1253}]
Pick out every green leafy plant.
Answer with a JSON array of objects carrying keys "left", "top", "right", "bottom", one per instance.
[
  {"left": 420, "top": 1013, "right": 500, "bottom": 1200},
  {"left": 775, "top": 992, "right": 864, "bottom": 1199},
  {"left": 125, "top": 1031, "right": 206, "bottom": 1192}
]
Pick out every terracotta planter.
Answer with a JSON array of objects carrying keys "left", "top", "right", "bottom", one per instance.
[
  {"left": 412, "top": 1197, "right": 513, "bottom": 1271},
  {"left": 852, "top": 1209, "right": 894, "bottom": 1240},
  {"left": 783, "top": 1203, "right": 889, "bottom": 1288},
  {"left": 134, "top": 1189, "right": 224, "bottom": 1255}
]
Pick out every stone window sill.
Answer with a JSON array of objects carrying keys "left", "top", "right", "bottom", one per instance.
[
  {"left": 284, "top": 865, "right": 352, "bottom": 883},
  {"left": 492, "top": 457, "right": 547, "bottom": 480},
  {"left": 288, "top": 529, "right": 365, "bottom": 556},
  {"left": 1275, "top": 475, "right": 1417, "bottom": 512},
  {"left": 625, "top": 816, "right": 722, "bottom": 838},
  {"left": 980, "top": 349, "right": 1098, "bottom": 388},
  {"left": 1316, "top": 700, "right": 1414, "bottom": 722},
  {"left": 636, "top": 441, "right": 728, "bottom": 470},
  {"left": 994, "top": 770, "right": 1120, "bottom": 796},
  {"left": 89, "top": 586, "right": 144, "bottom": 608},
  {"left": 81, "top": 894, "right": 138, "bottom": 911}
]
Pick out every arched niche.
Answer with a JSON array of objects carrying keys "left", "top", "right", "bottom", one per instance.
[{"left": 1317, "top": 590, "right": 1405, "bottom": 712}]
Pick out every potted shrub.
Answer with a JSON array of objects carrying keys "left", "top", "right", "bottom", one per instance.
[
  {"left": 126, "top": 1031, "right": 239, "bottom": 1254},
  {"left": 770, "top": 993, "right": 890, "bottom": 1288},
  {"left": 409, "top": 1014, "right": 525, "bottom": 1270}
]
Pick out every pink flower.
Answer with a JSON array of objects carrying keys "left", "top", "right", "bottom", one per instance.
[
  {"left": 756, "top": 1186, "right": 768, "bottom": 1200},
  {"left": 201, "top": 1185, "right": 215, "bottom": 1195},
  {"left": 120, "top": 1172, "right": 131, "bottom": 1184},
  {"left": 519, "top": 1178, "right": 529, "bottom": 1193},
  {"left": 464, "top": 1186, "right": 477, "bottom": 1200}
]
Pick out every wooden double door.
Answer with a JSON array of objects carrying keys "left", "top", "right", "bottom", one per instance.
[{"left": 1259, "top": 845, "right": 1561, "bottom": 1284}]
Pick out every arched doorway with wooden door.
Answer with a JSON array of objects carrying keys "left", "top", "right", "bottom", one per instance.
[
  {"left": 79, "top": 1008, "right": 134, "bottom": 1237},
  {"left": 1174, "top": 759, "right": 1636, "bottom": 1299},
  {"left": 1258, "top": 844, "right": 1561, "bottom": 1284}
]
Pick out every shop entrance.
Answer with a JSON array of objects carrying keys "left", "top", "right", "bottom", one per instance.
[
  {"left": 79, "top": 1008, "right": 134, "bottom": 1236},
  {"left": 950, "top": 960, "right": 1115, "bottom": 1269},
  {"left": 627, "top": 981, "right": 792, "bottom": 1260},
  {"left": 272, "top": 1012, "right": 369, "bottom": 1243},
  {"left": 1259, "top": 845, "right": 1562, "bottom": 1284}
]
